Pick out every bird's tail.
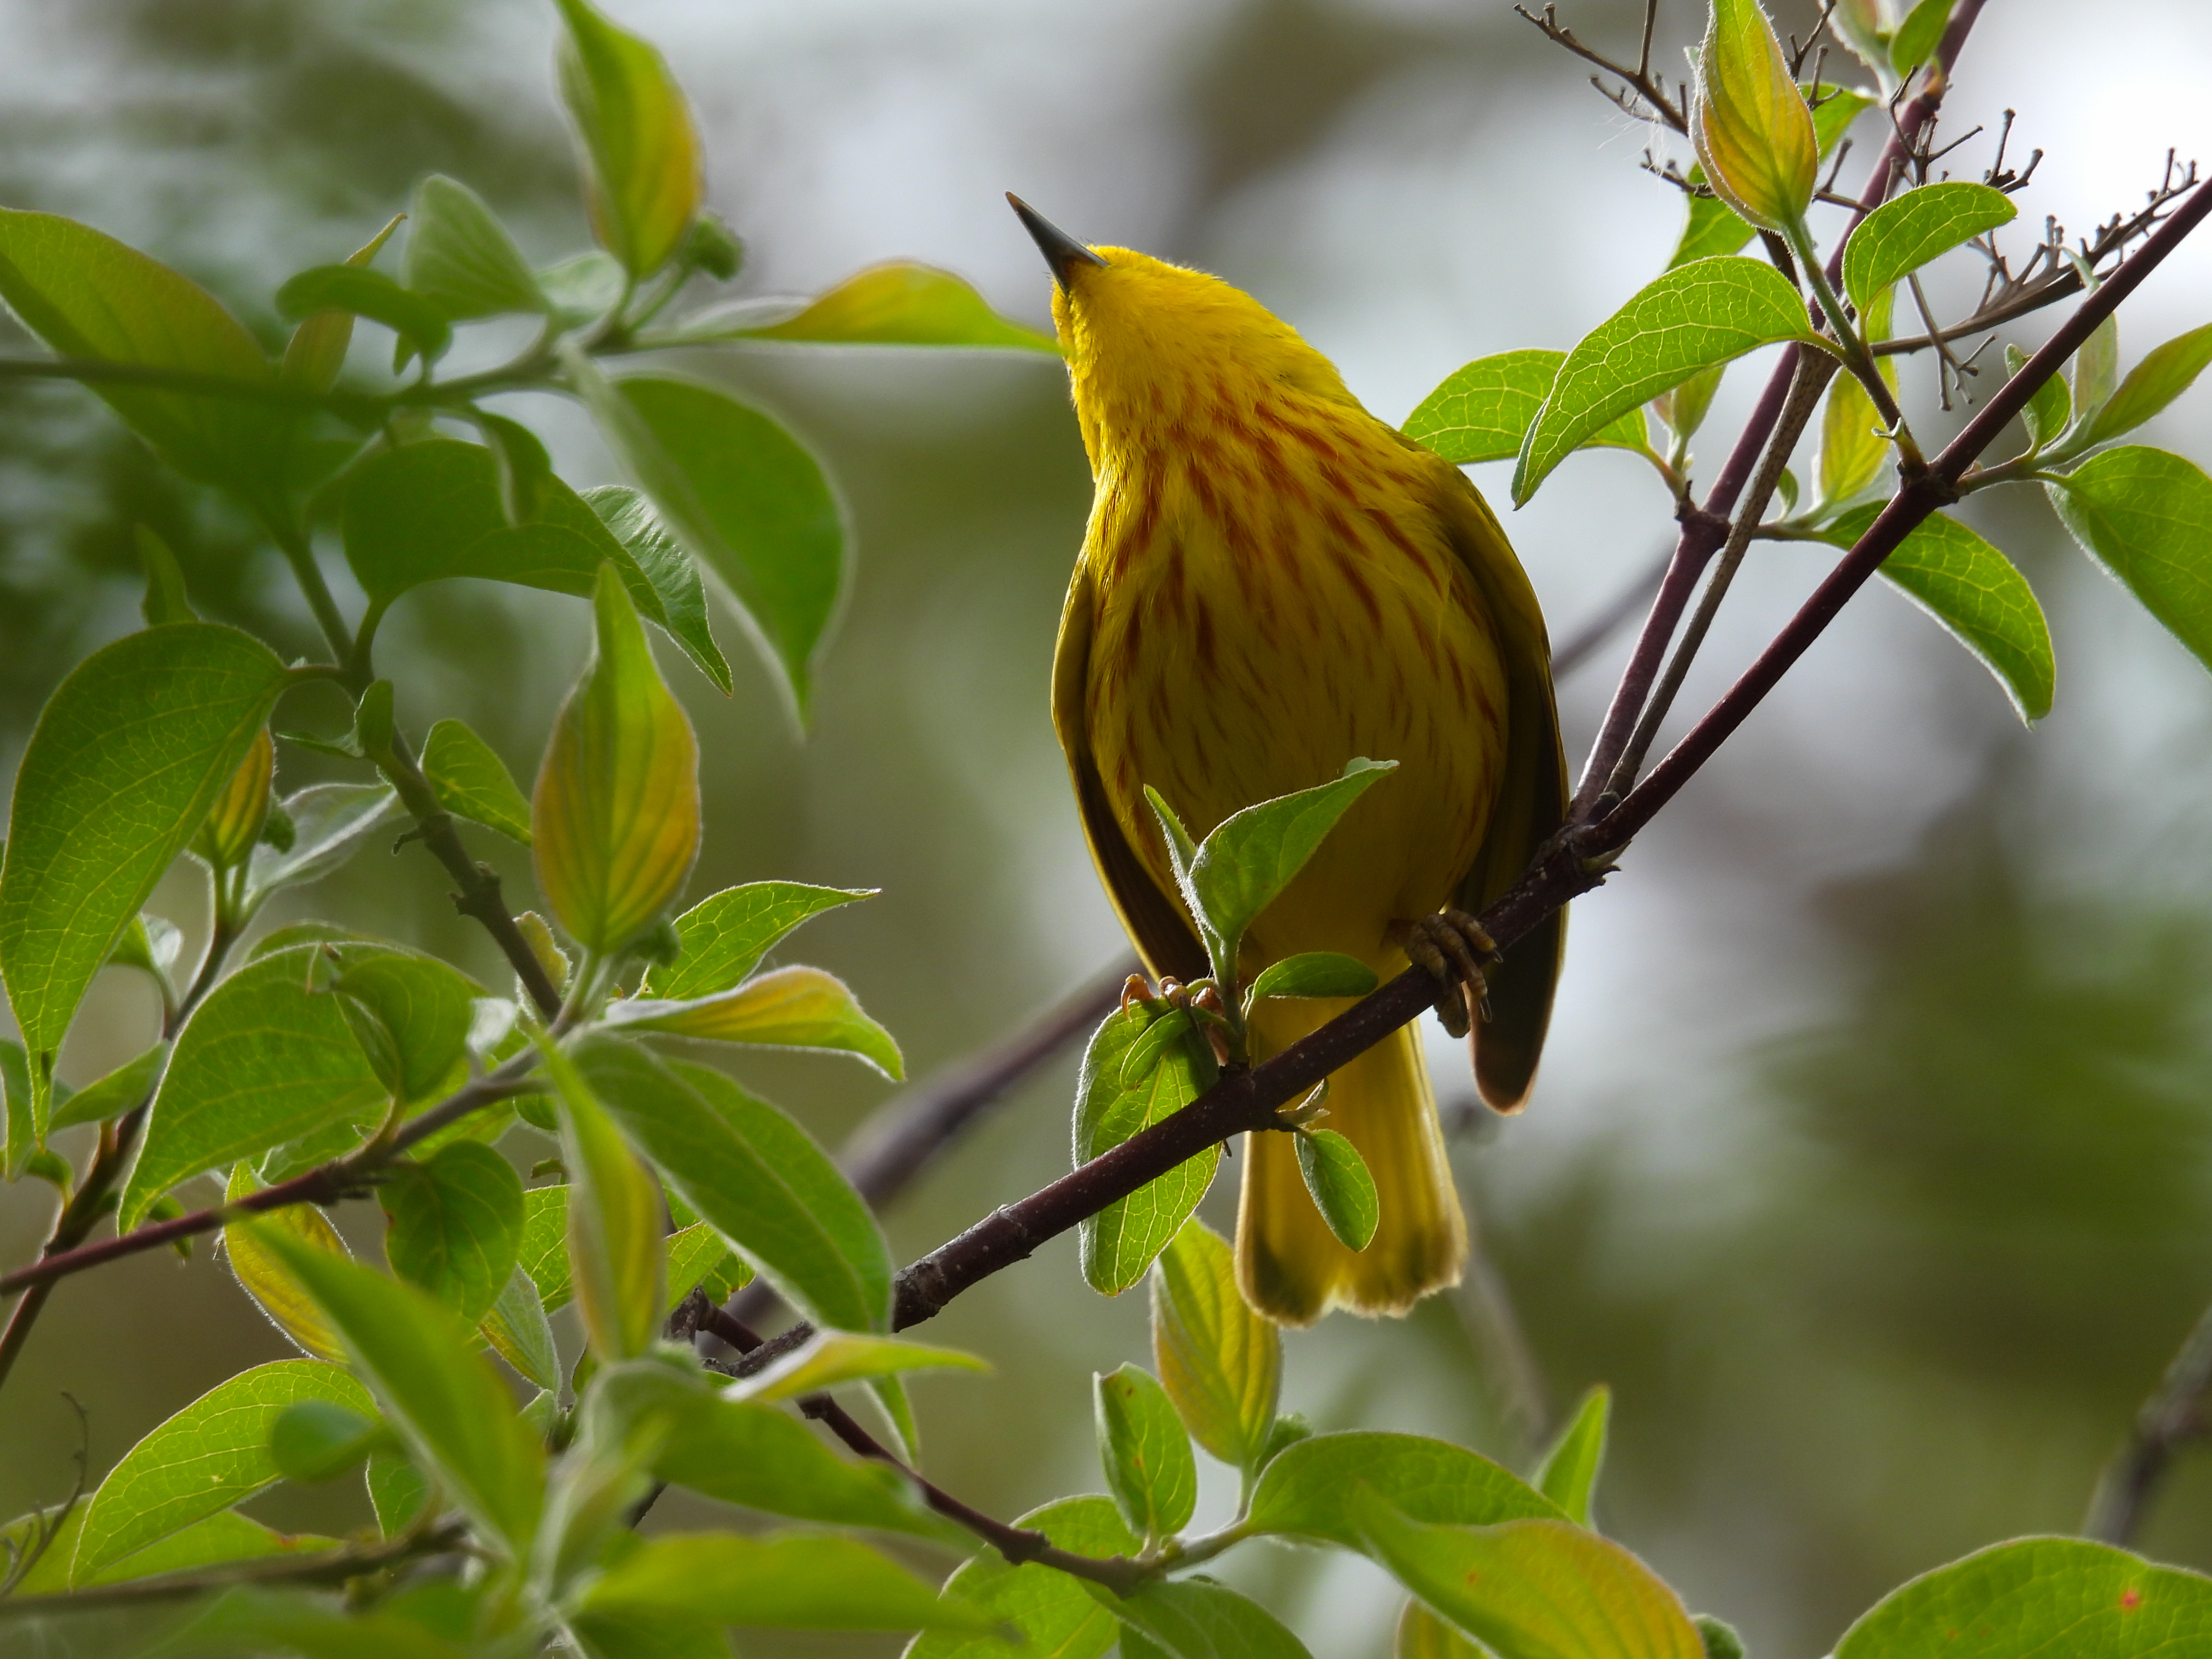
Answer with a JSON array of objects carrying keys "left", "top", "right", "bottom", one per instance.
[{"left": 1236, "top": 996, "right": 1467, "bottom": 1325}]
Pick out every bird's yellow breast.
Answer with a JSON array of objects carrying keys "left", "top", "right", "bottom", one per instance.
[{"left": 1080, "top": 387, "right": 1508, "bottom": 973}]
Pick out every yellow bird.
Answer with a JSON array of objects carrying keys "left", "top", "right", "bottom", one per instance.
[{"left": 1014, "top": 197, "right": 1567, "bottom": 1325}]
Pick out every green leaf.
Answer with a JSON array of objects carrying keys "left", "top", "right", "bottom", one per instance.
[
  {"left": 1110, "top": 1579, "right": 1315, "bottom": 1659},
  {"left": 1399, "top": 1600, "right": 1486, "bottom": 1659},
  {"left": 1, "top": 1038, "right": 33, "bottom": 1179},
  {"left": 1160, "top": 757, "right": 1398, "bottom": 983},
  {"left": 909, "top": 1496, "right": 1138, "bottom": 1659},
  {"left": 1816, "top": 505, "right": 2053, "bottom": 722},
  {"left": 382, "top": 1142, "right": 524, "bottom": 1323},
  {"left": 330, "top": 946, "right": 484, "bottom": 1105},
  {"left": 1532, "top": 1385, "right": 1610, "bottom": 1527},
  {"left": 608, "top": 964, "right": 904, "bottom": 1079},
  {"left": 540, "top": 250, "right": 625, "bottom": 328},
  {"left": 662, "top": 1217, "right": 749, "bottom": 1318},
  {"left": 366, "top": 1451, "right": 430, "bottom": 1538},
  {"left": 2068, "top": 321, "right": 2212, "bottom": 453},
  {"left": 1516, "top": 257, "right": 1824, "bottom": 504},
  {"left": 243, "top": 782, "right": 398, "bottom": 909},
  {"left": 598, "top": 1362, "right": 943, "bottom": 1537},
  {"left": 1151, "top": 1220, "right": 1280, "bottom": 1471},
  {"left": 340, "top": 438, "right": 684, "bottom": 636},
  {"left": 1405, "top": 349, "right": 1649, "bottom": 467},
  {"left": 731, "top": 261, "right": 1058, "bottom": 350},
  {"left": 47, "top": 1040, "right": 166, "bottom": 1131},
  {"left": 575, "top": 1037, "right": 892, "bottom": 1333},
  {"left": 554, "top": 0, "right": 704, "bottom": 277},
  {"left": 252, "top": 1227, "right": 546, "bottom": 1555},
  {"left": 1841, "top": 181, "right": 2016, "bottom": 316},
  {"left": 280, "top": 214, "right": 403, "bottom": 394},
  {"left": 581, "top": 369, "right": 846, "bottom": 719},
  {"left": 1249, "top": 1431, "right": 1566, "bottom": 1549},
  {"left": 582, "top": 483, "right": 733, "bottom": 693},
  {"left": 223, "top": 1161, "right": 353, "bottom": 1363},
  {"left": 721, "top": 1329, "right": 987, "bottom": 1405},
  {"left": 1355, "top": 1496, "right": 1705, "bottom": 1659},
  {"left": 138, "top": 525, "right": 196, "bottom": 624},
  {"left": 1815, "top": 287, "right": 1897, "bottom": 507},
  {"left": 1294, "top": 1128, "right": 1380, "bottom": 1251},
  {"left": 421, "top": 718, "right": 532, "bottom": 846},
  {"left": 1074, "top": 1007, "right": 1218, "bottom": 1297},
  {"left": 1095, "top": 1364, "right": 1197, "bottom": 1539},
  {"left": 533, "top": 564, "right": 701, "bottom": 954},
  {"left": 0, "top": 209, "right": 285, "bottom": 487},
  {"left": 1834, "top": 1535, "right": 2212, "bottom": 1657},
  {"left": 120, "top": 944, "right": 387, "bottom": 1228},
  {"left": 70, "top": 1359, "right": 372, "bottom": 1584},
  {"left": 2005, "top": 344, "right": 2070, "bottom": 454},
  {"left": 402, "top": 174, "right": 549, "bottom": 320},
  {"left": 1695, "top": 1615, "right": 1747, "bottom": 1659},
  {"left": 1888, "top": 0, "right": 1956, "bottom": 77},
  {"left": 164, "top": 1586, "right": 473, "bottom": 1659},
  {"left": 577, "top": 1531, "right": 996, "bottom": 1632},
  {"left": 0, "top": 623, "right": 286, "bottom": 1134},
  {"left": 539, "top": 1038, "right": 666, "bottom": 1362},
  {"left": 275, "top": 264, "right": 451, "bottom": 366},
  {"left": 642, "top": 880, "right": 872, "bottom": 1001},
  {"left": 1668, "top": 85, "right": 1871, "bottom": 271},
  {"left": 269, "top": 1399, "right": 392, "bottom": 1483},
  {"left": 2074, "top": 314, "right": 2123, "bottom": 428},
  {"left": 474, "top": 409, "right": 555, "bottom": 525},
  {"left": 2046, "top": 447, "right": 2212, "bottom": 675},
  {"left": 518, "top": 1184, "right": 575, "bottom": 1311},
  {"left": 481, "top": 1264, "right": 561, "bottom": 1390}
]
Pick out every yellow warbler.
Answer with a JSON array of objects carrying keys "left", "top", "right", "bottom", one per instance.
[{"left": 1016, "top": 198, "right": 1566, "bottom": 1324}]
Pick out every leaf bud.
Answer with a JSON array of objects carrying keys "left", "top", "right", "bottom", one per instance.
[
  {"left": 1689, "top": 0, "right": 1819, "bottom": 234},
  {"left": 192, "top": 727, "right": 274, "bottom": 871}
]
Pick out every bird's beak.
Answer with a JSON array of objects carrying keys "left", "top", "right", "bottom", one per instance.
[{"left": 1007, "top": 193, "right": 1105, "bottom": 289}]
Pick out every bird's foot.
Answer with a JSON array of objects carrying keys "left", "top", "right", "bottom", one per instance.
[{"left": 1390, "top": 910, "right": 1497, "bottom": 1039}]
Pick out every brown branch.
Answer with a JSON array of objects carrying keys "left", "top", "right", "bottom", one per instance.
[
  {"left": 373, "top": 733, "right": 564, "bottom": 1020},
  {"left": 1593, "top": 174, "right": 2211, "bottom": 851},
  {"left": 2085, "top": 1296, "right": 2212, "bottom": 1545},
  {"left": 0, "top": 1062, "right": 537, "bottom": 1300},
  {"left": 696, "top": 1303, "right": 1146, "bottom": 1595}
]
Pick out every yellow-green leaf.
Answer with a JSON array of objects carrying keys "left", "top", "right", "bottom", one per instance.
[
  {"left": 1532, "top": 1385, "right": 1611, "bottom": 1527},
  {"left": 1840, "top": 182, "right": 2016, "bottom": 317},
  {"left": 223, "top": 1161, "right": 352, "bottom": 1364},
  {"left": 1152, "top": 1220, "right": 1280, "bottom": 1472},
  {"left": 554, "top": 0, "right": 704, "bottom": 278},
  {"left": 531, "top": 563, "right": 700, "bottom": 954},
  {"left": 540, "top": 1037, "right": 665, "bottom": 1361},
  {"left": 1356, "top": 1497, "right": 1705, "bottom": 1659},
  {"left": 607, "top": 963, "right": 903, "bottom": 1079},
  {"left": 721, "top": 1330, "right": 986, "bottom": 1406},
  {"left": 1690, "top": 0, "right": 1817, "bottom": 233},
  {"left": 191, "top": 726, "right": 273, "bottom": 871},
  {"left": 733, "top": 261, "right": 1058, "bottom": 351},
  {"left": 281, "top": 213, "right": 402, "bottom": 392}
]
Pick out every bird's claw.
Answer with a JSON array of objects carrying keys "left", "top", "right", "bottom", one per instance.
[{"left": 1392, "top": 911, "right": 1497, "bottom": 1039}]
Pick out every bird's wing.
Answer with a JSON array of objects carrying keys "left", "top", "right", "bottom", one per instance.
[
  {"left": 1053, "top": 558, "right": 1211, "bottom": 985},
  {"left": 1431, "top": 465, "right": 1568, "bottom": 1110}
]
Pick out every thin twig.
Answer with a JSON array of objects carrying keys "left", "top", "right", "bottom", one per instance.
[
  {"left": 0, "top": 1523, "right": 469, "bottom": 1617},
  {"left": 2085, "top": 1296, "right": 2212, "bottom": 1545},
  {"left": 1515, "top": 0, "right": 1687, "bottom": 132},
  {"left": 697, "top": 1304, "right": 1147, "bottom": 1595},
  {"left": 0, "top": 1060, "right": 538, "bottom": 1300},
  {"left": 1603, "top": 351, "right": 1839, "bottom": 799}
]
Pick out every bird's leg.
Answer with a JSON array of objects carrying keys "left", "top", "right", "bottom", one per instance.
[{"left": 1390, "top": 911, "right": 1498, "bottom": 1039}]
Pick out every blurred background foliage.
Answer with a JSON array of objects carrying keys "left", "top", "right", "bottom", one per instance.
[{"left": 2, "top": 1, "right": 2211, "bottom": 1655}]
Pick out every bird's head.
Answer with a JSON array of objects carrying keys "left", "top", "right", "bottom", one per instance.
[{"left": 1008, "top": 194, "right": 1358, "bottom": 462}]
